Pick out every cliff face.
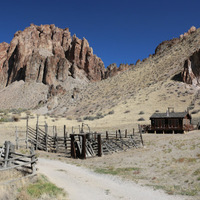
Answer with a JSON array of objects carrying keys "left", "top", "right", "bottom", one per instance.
[
  {"left": 182, "top": 49, "right": 200, "bottom": 86},
  {"left": 0, "top": 24, "right": 105, "bottom": 89}
]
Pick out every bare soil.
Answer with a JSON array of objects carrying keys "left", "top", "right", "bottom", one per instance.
[{"left": 38, "top": 158, "right": 185, "bottom": 200}]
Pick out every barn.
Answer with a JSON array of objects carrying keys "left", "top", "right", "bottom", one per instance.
[{"left": 149, "top": 108, "right": 192, "bottom": 133}]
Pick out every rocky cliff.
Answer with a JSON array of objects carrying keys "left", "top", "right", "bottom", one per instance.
[
  {"left": 182, "top": 49, "right": 200, "bottom": 86},
  {"left": 0, "top": 24, "right": 105, "bottom": 89}
]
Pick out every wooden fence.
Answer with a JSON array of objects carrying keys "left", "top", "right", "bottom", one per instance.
[
  {"left": 0, "top": 141, "right": 37, "bottom": 174},
  {"left": 70, "top": 128, "right": 143, "bottom": 159},
  {"left": 17, "top": 116, "right": 144, "bottom": 159}
]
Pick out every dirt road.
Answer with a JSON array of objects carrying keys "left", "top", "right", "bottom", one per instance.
[{"left": 38, "top": 158, "right": 185, "bottom": 200}]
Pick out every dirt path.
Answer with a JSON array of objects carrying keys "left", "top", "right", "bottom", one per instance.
[{"left": 38, "top": 158, "right": 185, "bottom": 200}]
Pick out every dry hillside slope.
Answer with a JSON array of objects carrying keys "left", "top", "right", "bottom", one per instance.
[{"left": 46, "top": 27, "right": 200, "bottom": 130}]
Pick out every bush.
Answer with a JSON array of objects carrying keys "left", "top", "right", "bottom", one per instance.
[
  {"left": 138, "top": 117, "right": 145, "bottom": 121},
  {"left": 108, "top": 110, "right": 114, "bottom": 115},
  {"left": 83, "top": 116, "right": 96, "bottom": 121},
  {"left": 0, "top": 116, "right": 12, "bottom": 122},
  {"left": 83, "top": 113, "right": 104, "bottom": 121},
  {"left": 76, "top": 117, "right": 83, "bottom": 122},
  {"left": 139, "top": 111, "right": 144, "bottom": 115},
  {"left": 12, "top": 115, "right": 20, "bottom": 122},
  {"left": 124, "top": 110, "right": 130, "bottom": 114}
]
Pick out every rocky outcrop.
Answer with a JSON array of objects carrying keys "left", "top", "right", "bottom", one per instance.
[
  {"left": 0, "top": 24, "right": 105, "bottom": 89},
  {"left": 105, "top": 63, "right": 133, "bottom": 78},
  {"left": 155, "top": 38, "right": 180, "bottom": 55},
  {"left": 182, "top": 49, "right": 200, "bottom": 86},
  {"left": 155, "top": 26, "right": 197, "bottom": 55}
]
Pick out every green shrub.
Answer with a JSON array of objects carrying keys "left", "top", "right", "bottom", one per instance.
[{"left": 19, "top": 175, "right": 66, "bottom": 199}]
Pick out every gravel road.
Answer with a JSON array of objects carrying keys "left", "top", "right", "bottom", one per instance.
[{"left": 38, "top": 158, "right": 186, "bottom": 200}]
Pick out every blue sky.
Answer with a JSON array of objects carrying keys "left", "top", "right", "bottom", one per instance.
[{"left": 1, "top": 0, "right": 200, "bottom": 67}]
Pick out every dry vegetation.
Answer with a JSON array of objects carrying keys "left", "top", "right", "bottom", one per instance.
[{"left": 0, "top": 171, "right": 67, "bottom": 200}]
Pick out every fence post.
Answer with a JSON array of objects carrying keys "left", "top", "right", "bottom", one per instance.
[
  {"left": 15, "top": 127, "right": 18, "bottom": 150},
  {"left": 35, "top": 115, "right": 39, "bottom": 150},
  {"left": 26, "top": 115, "right": 29, "bottom": 149},
  {"left": 81, "top": 134, "right": 86, "bottom": 159},
  {"left": 97, "top": 134, "right": 102, "bottom": 157},
  {"left": 138, "top": 125, "right": 144, "bottom": 146},
  {"left": 118, "top": 129, "right": 122, "bottom": 138},
  {"left": 45, "top": 123, "right": 48, "bottom": 151},
  {"left": 125, "top": 129, "right": 127, "bottom": 138},
  {"left": 30, "top": 147, "right": 36, "bottom": 174},
  {"left": 106, "top": 131, "right": 108, "bottom": 140},
  {"left": 133, "top": 128, "right": 135, "bottom": 136},
  {"left": 4, "top": 141, "right": 10, "bottom": 168},
  {"left": 64, "top": 125, "right": 67, "bottom": 150},
  {"left": 116, "top": 130, "right": 118, "bottom": 138},
  {"left": 70, "top": 134, "right": 76, "bottom": 158},
  {"left": 55, "top": 132, "right": 58, "bottom": 153}
]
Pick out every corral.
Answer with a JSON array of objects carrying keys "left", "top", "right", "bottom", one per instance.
[{"left": 14, "top": 116, "right": 144, "bottom": 159}]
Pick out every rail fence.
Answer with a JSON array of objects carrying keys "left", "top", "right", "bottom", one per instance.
[
  {"left": 15, "top": 116, "right": 144, "bottom": 159},
  {"left": 0, "top": 141, "right": 37, "bottom": 174}
]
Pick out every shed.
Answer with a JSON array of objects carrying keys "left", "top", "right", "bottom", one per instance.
[{"left": 149, "top": 109, "right": 192, "bottom": 133}]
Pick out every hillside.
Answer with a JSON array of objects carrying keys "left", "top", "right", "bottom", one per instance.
[
  {"left": 47, "top": 27, "right": 200, "bottom": 130},
  {"left": 0, "top": 25, "right": 200, "bottom": 130}
]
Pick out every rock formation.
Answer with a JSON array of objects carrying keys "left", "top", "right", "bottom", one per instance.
[
  {"left": 0, "top": 24, "right": 105, "bottom": 89},
  {"left": 182, "top": 49, "right": 200, "bottom": 86},
  {"left": 155, "top": 26, "right": 197, "bottom": 55},
  {"left": 104, "top": 63, "right": 133, "bottom": 78}
]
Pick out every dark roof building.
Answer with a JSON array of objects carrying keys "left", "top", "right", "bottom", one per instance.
[{"left": 149, "top": 109, "right": 192, "bottom": 133}]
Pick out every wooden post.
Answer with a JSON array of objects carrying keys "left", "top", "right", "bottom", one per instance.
[
  {"left": 70, "top": 134, "right": 76, "bottom": 158},
  {"left": 15, "top": 127, "right": 18, "bottom": 150},
  {"left": 53, "top": 126, "right": 55, "bottom": 137},
  {"left": 26, "top": 115, "right": 29, "bottom": 149},
  {"left": 106, "top": 131, "right": 108, "bottom": 140},
  {"left": 118, "top": 129, "right": 122, "bottom": 138},
  {"left": 45, "top": 123, "right": 48, "bottom": 151},
  {"left": 94, "top": 132, "right": 97, "bottom": 140},
  {"left": 64, "top": 125, "right": 67, "bottom": 150},
  {"left": 30, "top": 147, "right": 36, "bottom": 174},
  {"left": 140, "top": 131, "right": 144, "bottom": 146},
  {"left": 125, "top": 129, "right": 127, "bottom": 138},
  {"left": 133, "top": 128, "right": 135, "bottom": 136},
  {"left": 81, "top": 134, "right": 86, "bottom": 159},
  {"left": 4, "top": 141, "right": 10, "bottom": 168},
  {"left": 116, "top": 130, "right": 118, "bottom": 138},
  {"left": 97, "top": 134, "right": 102, "bottom": 157},
  {"left": 35, "top": 115, "right": 39, "bottom": 150},
  {"left": 55, "top": 132, "right": 58, "bottom": 153}
]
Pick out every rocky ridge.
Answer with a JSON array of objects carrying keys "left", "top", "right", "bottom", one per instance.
[{"left": 0, "top": 24, "right": 106, "bottom": 90}]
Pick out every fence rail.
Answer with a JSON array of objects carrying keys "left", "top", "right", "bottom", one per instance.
[{"left": 0, "top": 141, "right": 37, "bottom": 174}]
